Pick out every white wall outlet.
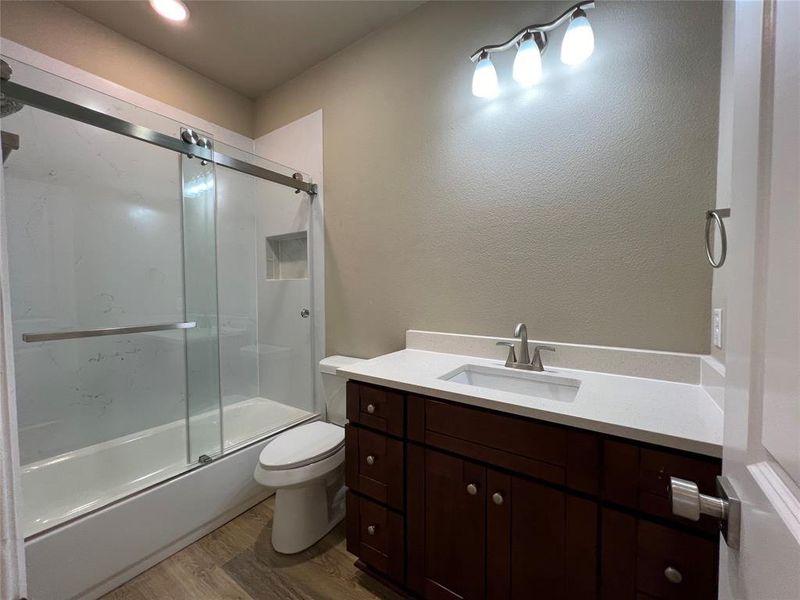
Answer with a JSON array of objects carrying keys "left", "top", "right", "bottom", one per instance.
[{"left": 712, "top": 308, "right": 723, "bottom": 349}]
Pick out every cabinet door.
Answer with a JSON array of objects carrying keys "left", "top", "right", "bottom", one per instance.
[
  {"left": 487, "top": 470, "right": 598, "bottom": 600},
  {"left": 601, "top": 508, "right": 718, "bottom": 600},
  {"left": 407, "top": 446, "right": 486, "bottom": 600}
]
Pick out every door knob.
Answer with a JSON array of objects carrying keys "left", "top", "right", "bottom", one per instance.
[
  {"left": 492, "top": 492, "right": 504, "bottom": 505},
  {"left": 670, "top": 477, "right": 727, "bottom": 521},
  {"left": 466, "top": 483, "right": 478, "bottom": 495},
  {"left": 365, "top": 455, "right": 376, "bottom": 466},
  {"left": 669, "top": 475, "right": 741, "bottom": 549}
]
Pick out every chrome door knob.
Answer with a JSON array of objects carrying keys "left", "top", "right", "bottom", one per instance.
[
  {"left": 366, "top": 455, "right": 376, "bottom": 466},
  {"left": 669, "top": 476, "right": 728, "bottom": 521},
  {"left": 492, "top": 492, "right": 504, "bottom": 505},
  {"left": 670, "top": 475, "right": 742, "bottom": 550},
  {"left": 366, "top": 525, "right": 376, "bottom": 536},
  {"left": 366, "top": 404, "right": 376, "bottom": 414},
  {"left": 664, "top": 566, "right": 683, "bottom": 584},
  {"left": 466, "top": 483, "right": 478, "bottom": 496}
]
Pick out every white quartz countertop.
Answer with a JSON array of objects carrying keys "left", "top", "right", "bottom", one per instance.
[{"left": 338, "top": 349, "right": 723, "bottom": 458}]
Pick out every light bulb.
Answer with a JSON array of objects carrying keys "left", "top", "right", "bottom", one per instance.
[
  {"left": 512, "top": 34, "right": 543, "bottom": 87},
  {"left": 472, "top": 54, "right": 499, "bottom": 98},
  {"left": 149, "top": 0, "right": 189, "bottom": 22},
  {"left": 560, "top": 10, "right": 594, "bottom": 65}
]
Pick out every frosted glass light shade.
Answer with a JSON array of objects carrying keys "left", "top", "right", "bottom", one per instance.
[
  {"left": 512, "top": 36, "right": 543, "bottom": 87},
  {"left": 472, "top": 55, "right": 499, "bottom": 98},
  {"left": 560, "top": 14, "right": 595, "bottom": 65}
]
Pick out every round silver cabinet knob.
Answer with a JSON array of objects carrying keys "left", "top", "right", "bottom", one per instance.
[
  {"left": 366, "top": 404, "right": 376, "bottom": 414},
  {"left": 466, "top": 483, "right": 478, "bottom": 496},
  {"left": 664, "top": 566, "right": 683, "bottom": 584},
  {"left": 492, "top": 492, "right": 504, "bottom": 505},
  {"left": 366, "top": 455, "right": 376, "bottom": 466},
  {"left": 367, "top": 525, "right": 376, "bottom": 536},
  {"left": 300, "top": 308, "right": 310, "bottom": 318}
]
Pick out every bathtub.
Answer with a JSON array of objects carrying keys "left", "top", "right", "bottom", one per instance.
[{"left": 23, "top": 397, "right": 315, "bottom": 600}]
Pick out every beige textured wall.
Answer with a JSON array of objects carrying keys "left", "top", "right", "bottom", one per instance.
[
  {"left": 255, "top": 1, "right": 722, "bottom": 358},
  {"left": 0, "top": 0, "right": 253, "bottom": 136}
]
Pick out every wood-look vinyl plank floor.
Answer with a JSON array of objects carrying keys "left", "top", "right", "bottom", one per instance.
[{"left": 101, "top": 496, "right": 402, "bottom": 600}]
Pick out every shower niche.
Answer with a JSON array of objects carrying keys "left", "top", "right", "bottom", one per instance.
[{"left": 265, "top": 231, "right": 308, "bottom": 280}]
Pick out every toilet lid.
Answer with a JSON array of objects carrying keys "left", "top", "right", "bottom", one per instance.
[{"left": 258, "top": 421, "right": 344, "bottom": 471}]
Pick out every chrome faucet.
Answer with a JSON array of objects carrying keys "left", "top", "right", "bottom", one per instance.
[
  {"left": 496, "top": 323, "right": 556, "bottom": 372},
  {"left": 514, "top": 323, "right": 531, "bottom": 364}
]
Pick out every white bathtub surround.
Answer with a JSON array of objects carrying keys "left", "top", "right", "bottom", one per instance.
[
  {"left": 21, "top": 397, "right": 312, "bottom": 537},
  {"left": 255, "top": 110, "right": 325, "bottom": 419},
  {"left": 406, "top": 330, "right": 705, "bottom": 383},
  {"left": 339, "top": 343, "right": 723, "bottom": 457},
  {"left": 24, "top": 431, "right": 277, "bottom": 600}
]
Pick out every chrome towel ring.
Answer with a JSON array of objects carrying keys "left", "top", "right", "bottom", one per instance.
[{"left": 705, "top": 208, "right": 731, "bottom": 268}]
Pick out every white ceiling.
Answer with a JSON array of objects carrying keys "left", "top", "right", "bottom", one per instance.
[{"left": 62, "top": 0, "right": 424, "bottom": 98}]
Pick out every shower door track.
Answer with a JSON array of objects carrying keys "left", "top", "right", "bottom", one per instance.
[{"left": 0, "top": 80, "right": 317, "bottom": 195}]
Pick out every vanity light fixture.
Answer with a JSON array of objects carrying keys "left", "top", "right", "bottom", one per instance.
[
  {"left": 470, "top": 1, "right": 596, "bottom": 97},
  {"left": 472, "top": 52, "right": 500, "bottom": 98},
  {"left": 149, "top": 0, "right": 190, "bottom": 22}
]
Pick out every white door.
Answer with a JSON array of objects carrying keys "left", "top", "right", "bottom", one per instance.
[{"left": 715, "top": 0, "right": 800, "bottom": 598}]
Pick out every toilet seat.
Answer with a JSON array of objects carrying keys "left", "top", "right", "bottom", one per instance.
[{"left": 258, "top": 421, "right": 344, "bottom": 471}]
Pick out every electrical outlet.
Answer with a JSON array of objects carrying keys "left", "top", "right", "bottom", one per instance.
[{"left": 712, "top": 308, "right": 723, "bottom": 349}]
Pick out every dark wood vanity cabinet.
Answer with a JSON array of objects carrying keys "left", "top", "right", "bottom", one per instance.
[{"left": 345, "top": 380, "right": 721, "bottom": 600}]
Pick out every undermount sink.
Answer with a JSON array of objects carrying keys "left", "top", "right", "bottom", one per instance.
[{"left": 440, "top": 364, "right": 581, "bottom": 403}]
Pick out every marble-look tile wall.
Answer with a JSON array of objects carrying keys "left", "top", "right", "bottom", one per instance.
[
  {"left": 216, "top": 164, "right": 259, "bottom": 409},
  {"left": 5, "top": 105, "right": 187, "bottom": 464},
  {"left": 254, "top": 176, "right": 314, "bottom": 414}
]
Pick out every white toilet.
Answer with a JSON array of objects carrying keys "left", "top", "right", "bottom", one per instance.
[{"left": 254, "top": 355, "right": 363, "bottom": 554}]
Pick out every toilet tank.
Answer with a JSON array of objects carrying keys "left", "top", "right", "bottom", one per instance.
[{"left": 319, "top": 356, "right": 364, "bottom": 426}]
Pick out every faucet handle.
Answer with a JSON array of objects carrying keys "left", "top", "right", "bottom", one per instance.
[
  {"left": 496, "top": 341, "right": 517, "bottom": 367},
  {"left": 531, "top": 345, "right": 556, "bottom": 370}
]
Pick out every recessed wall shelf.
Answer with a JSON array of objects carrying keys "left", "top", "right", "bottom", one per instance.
[{"left": 265, "top": 232, "right": 308, "bottom": 280}]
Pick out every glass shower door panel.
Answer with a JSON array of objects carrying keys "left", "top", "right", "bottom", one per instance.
[
  {"left": 182, "top": 148, "right": 223, "bottom": 461},
  {"left": 2, "top": 101, "right": 192, "bottom": 534},
  {"left": 214, "top": 143, "right": 315, "bottom": 450}
]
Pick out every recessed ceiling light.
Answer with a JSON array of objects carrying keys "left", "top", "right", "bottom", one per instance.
[{"left": 149, "top": 0, "right": 189, "bottom": 22}]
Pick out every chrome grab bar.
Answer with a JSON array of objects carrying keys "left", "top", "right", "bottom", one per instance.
[
  {"left": 705, "top": 208, "right": 730, "bottom": 268},
  {"left": 22, "top": 321, "right": 197, "bottom": 343}
]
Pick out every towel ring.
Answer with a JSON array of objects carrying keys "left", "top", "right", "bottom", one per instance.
[{"left": 705, "top": 208, "right": 730, "bottom": 268}]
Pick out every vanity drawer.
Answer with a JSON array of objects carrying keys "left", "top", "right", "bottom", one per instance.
[
  {"left": 347, "top": 381, "right": 405, "bottom": 437},
  {"left": 345, "top": 424, "right": 404, "bottom": 510},
  {"left": 602, "top": 440, "right": 721, "bottom": 534},
  {"left": 346, "top": 491, "right": 404, "bottom": 585},
  {"left": 411, "top": 397, "right": 599, "bottom": 491},
  {"left": 601, "top": 508, "right": 718, "bottom": 600}
]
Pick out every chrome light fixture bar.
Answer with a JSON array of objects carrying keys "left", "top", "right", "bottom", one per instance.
[{"left": 469, "top": 1, "right": 596, "bottom": 97}]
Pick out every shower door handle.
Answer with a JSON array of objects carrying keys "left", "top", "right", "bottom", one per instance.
[{"left": 22, "top": 321, "right": 197, "bottom": 343}]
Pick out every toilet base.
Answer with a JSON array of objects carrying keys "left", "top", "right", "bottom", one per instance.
[{"left": 271, "top": 465, "right": 346, "bottom": 554}]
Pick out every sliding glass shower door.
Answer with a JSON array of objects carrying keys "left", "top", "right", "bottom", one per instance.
[
  {"left": 215, "top": 143, "right": 316, "bottom": 449},
  {"left": 2, "top": 56, "right": 318, "bottom": 538},
  {"left": 1, "top": 57, "right": 222, "bottom": 535}
]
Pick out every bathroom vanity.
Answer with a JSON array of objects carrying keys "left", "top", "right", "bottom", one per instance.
[{"left": 341, "top": 343, "right": 723, "bottom": 600}]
